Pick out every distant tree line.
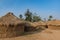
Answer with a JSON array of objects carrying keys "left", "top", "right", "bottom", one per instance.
[{"left": 19, "top": 9, "right": 53, "bottom": 22}]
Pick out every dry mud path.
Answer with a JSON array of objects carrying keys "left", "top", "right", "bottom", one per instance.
[{"left": 0, "top": 29, "right": 60, "bottom": 40}]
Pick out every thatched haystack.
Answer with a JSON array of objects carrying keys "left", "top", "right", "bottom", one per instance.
[
  {"left": 33, "top": 21, "right": 47, "bottom": 30},
  {"left": 0, "top": 12, "right": 25, "bottom": 38},
  {"left": 47, "top": 20, "right": 60, "bottom": 30},
  {"left": 33, "top": 21, "right": 46, "bottom": 26},
  {"left": 24, "top": 21, "right": 46, "bottom": 32}
]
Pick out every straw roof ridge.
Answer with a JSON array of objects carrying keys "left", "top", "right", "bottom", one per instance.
[
  {"left": 0, "top": 12, "right": 23, "bottom": 24},
  {"left": 24, "top": 21, "right": 46, "bottom": 27}
]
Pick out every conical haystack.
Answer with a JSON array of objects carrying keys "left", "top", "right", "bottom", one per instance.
[{"left": 24, "top": 21, "right": 46, "bottom": 32}]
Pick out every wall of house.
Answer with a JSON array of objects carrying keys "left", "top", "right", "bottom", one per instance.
[
  {"left": 0, "top": 24, "right": 24, "bottom": 38},
  {"left": 15, "top": 25, "right": 24, "bottom": 36},
  {"left": 24, "top": 26, "right": 36, "bottom": 32},
  {"left": 0, "top": 25, "right": 7, "bottom": 38}
]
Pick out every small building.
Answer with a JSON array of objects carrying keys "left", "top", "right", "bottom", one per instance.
[
  {"left": 47, "top": 20, "right": 60, "bottom": 30},
  {"left": 0, "top": 12, "right": 25, "bottom": 38},
  {"left": 24, "top": 22, "right": 36, "bottom": 32},
  {"left": 24, "top": 21, "right": 46, "bottom": 32}
]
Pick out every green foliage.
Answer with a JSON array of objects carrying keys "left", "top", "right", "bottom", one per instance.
[
  {"left": 49, "top": 16, "right": 53, "bottom": 18},
  {"left": 32, "top": 14, "right": 41, "bottom": 22},
  {"left": 19, "top": 9, "right": 43, "bottom": 22},
  {"left": 48, "top": 15, "right": 53, "bottom": 21},
  {"left": 19, "top": 14, "right": 23, "bottom": 19},
  {"left": 25, "top": 9, "right": 33, "bottom": 22}
]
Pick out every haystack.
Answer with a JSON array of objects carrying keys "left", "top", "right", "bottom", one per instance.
[
  {"left": 33, "top": 21, "right": 47, "bottom": 30},
  {"left": 0, "top": 12, "right": 25, "bottom": 38},
  {"left": 24, "top": 21, "right": 46, "bottom": 32},
  {"left": 47, "top": 19, "right": 60, "bottom": 30},
  {"left": 33, "top": 21, "right": 46, "bottom": 26}
]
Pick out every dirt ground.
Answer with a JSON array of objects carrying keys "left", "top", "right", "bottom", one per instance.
[{"left": 0, "top": 29, "right": 60, "bottom": 40}]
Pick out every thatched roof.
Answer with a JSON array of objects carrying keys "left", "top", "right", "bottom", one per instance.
[
  {"left": 34, "top": 21, "right": 46, "bottom": 25},
  {"left": 47, "top": 20, "right": 60, "bottom": 25},
  {"left": 25, "top": 21, "right": 46, "bottom": 27},
  {"left": 0, "top": 12, "right": 24, "bottom": 25}
]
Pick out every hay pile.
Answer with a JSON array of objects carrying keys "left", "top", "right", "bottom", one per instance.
[
  {"left": 33, "top": 21, "right": 46, "bottom": 27},
  {"left": 47, "top": 20, "right": 60, "bottom": 30},
  {"left": 24, "top": 21, "right": 46, "bottom": 32}
]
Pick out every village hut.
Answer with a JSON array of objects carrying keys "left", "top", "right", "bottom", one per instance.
[
  {"left": 47, "top": 19, "right": 60, "bottom": 30},
  {"left": 24, "top": 22, "right": 35, "bottom": 32},
  {"left": 0, "top": 12, "right": 25, "bottom": 38},
  {"left": 24, "top": 21, "right": 46, "bottom": 32}
]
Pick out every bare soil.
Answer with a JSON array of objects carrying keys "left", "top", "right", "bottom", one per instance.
[{"left": 0, "top": 29, "right": 60, "bottom": 40}]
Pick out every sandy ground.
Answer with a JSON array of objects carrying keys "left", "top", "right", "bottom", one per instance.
[{"left": 0, "top": 29, "right": 60, "bottom": 40}]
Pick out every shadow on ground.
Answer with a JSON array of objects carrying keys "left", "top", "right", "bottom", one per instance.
[
  {"left": 4, "top": 27, "right": 46, "bottom": 38},
  {"left": 21, "top": 28, "right": 46, "bottom": 36}
]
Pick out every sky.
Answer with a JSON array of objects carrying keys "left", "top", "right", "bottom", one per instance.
[{"left": 0, "top": 0, "right": 60, "bottom": 20}]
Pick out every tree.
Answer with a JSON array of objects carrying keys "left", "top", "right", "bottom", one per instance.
[
  {"left": 48, "top": 15, "right": 53, "bottom": 21},
  {"left": 19, "top": 14, "right": 23, "bottom": 19},
  {"left": 32, "top": 13, "right": 41, "bottom": 22},
  {"left": 25, "top": 9, "right": 33, "bottom": 22}
]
